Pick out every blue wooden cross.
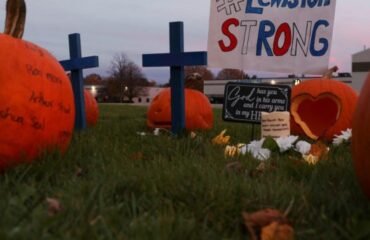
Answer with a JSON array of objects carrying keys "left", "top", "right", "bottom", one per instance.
[
  {"left": 142, "top": 22, "right": 207, "bottom": 135},
  {"left": 60, "top": 33, "right": 99, "bottom": 130}
]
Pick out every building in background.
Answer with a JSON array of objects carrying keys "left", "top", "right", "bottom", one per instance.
[
  {"left": 352, "top": 48, "right": 370, "bottom": 92},
  {"left": 204, "top": 48, "right": 370, "bottom": 103},
  {"left": 204, "top": 74, "right": 353, "bottom": 103},
  {"left": 84, "top": 84, "right": 108, "bottom": 102},
  {"left": 84, "top": 84, "right": 164, "bottom": 105},
  {"left": 130, "top": 87, "right": 163, "bottom": 105},
  {"left": 83, "top": 49, "right": 370, "bottom": 104}
]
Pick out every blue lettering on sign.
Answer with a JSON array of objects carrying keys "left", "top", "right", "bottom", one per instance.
[
  {"left": 310, "top": 20, "right": 329, "bottom": 56},
  {"left": 240, "top": 19, "right": 330, "bottom": 57},
  {"left": 288, "top": 0, "right": 299, "bottom": 8},
  {"left": 246, "top": 0, "right": 263, "bottom": 14},
  {"left": 258, "top": 0, "right": 270, "bottom": 7},
  {"left": 271, "top": 0, "right": 283, "bottom": 8},
  {"left": 245, "top": 0, "right": 331, "bottom": 14},
  {"left": 257, "top": 20, "right": 275, "bottom": 56}
]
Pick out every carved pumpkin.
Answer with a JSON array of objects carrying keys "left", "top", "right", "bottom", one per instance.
[
  {"left": 84, "top": 89, "right": 99, "bottom": 127},
  {"left": 291, "top": 77, "right": 358, "bottom": 140},
  {"left": 352, "top": 73, "right": 370, "bottom": 199},
  {"left": 0, "top": 0, "right": 75, "bottom": 170},
  {"left": 147, "top": 88, "right": 214, "bottom": 130}
]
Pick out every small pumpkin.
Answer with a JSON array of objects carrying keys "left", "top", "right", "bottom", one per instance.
[
  {"left": 352, "top": 73, "right": 370, "bottom": 199},
  {"left": 290, "top": 71, "right": 358, "bottom": 140},
  {"left": 84, "top": 90, "right": 99, "bottom": 127},
  {"left": 0, "top": 0, "right": 75, "bottom": 170},
  {"left": 147, "top": 88, "right": 214, "bottom": 130}
]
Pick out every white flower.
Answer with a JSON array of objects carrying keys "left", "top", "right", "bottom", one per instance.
[
  {"left": 246, "top": 139, "right": 271, "bottom": 161},
  {"left": 247, "top": 139, "right": 265, "bottom": 152},
  {"left": 295, "top": 141, "right": 311, "bottom": 155},
  {"left": 136, "top": 132, "right": 147, "bottom": 136},
  {"left": 153, "top": 128, "right": 161, "bottom": 136},
  {"left": 333, "top": 128, "right": 352, "bottom": 146},
  {"left": 238, "top": 144, "right": 247, "bottom": 155},
  {"left": 275, "top": 136, "right": 299, "bottom": 152}
]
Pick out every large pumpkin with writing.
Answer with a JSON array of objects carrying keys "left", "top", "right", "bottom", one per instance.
[
  {"left": 290, "top": 77, "right": 358, "bottom": 140},
  {"left": 0, "top": 0, "right": 75, "bottom": 171},
  {"left": 352, "top": 73, "right": 370, "bottom": 199},
  {"left": 84, "top": 89, "right": 99, "bottom": 127},
  {"left": 147, "top": 88, "right": 214, "bottom": 130}
]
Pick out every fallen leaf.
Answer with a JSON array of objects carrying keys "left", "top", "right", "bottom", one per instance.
[
  {"left": 212, "top": 129, "right": 230, "bottom": 145},
  {"left": 249, "top": 162, "right": 278, "bottom": 178},
  {"left": 302, "top": 141, "right": 330, "bottom": 165},
  {"left": 261, "top": 221, "right": 295, "bottom": 240},
  {"left": 131, "top": 152, "right": 143, "bottom": 161},
  {"left": 225, "top": 145, "right": 239, "bottom": 157},
  {"left": 243, "top": 209, "right": 288, "bottom": 228},
  {"left": 303, "top": 154, "right": 319, "bottom": 165},
  {"left": 75, "top": 166, "right": 87, "bottom": 177},
  {"left": 249, "top": 162, "right": 267, "bottom": 178},
  {"left": 225, "top": 161, "right": 244, "bottom": 174},
  {"left": 89, "top": 215, "right": 103, "bottom": 225},
  {"left": 190, "top": 132, "right": 197, "bottom": 139},
  {"left": 309, "top": 141, "right": 329, "bottom": 159},
  {"left": 256, "top": 162, "right": 267, "bottom": 172},
  {"left": 242, "top": 209, "right": 290, "bottom": 240},
  {"left": 46, "top": 197, "right": 63, "bottom": 216},
  {"left": 75, "top": 167, "right": 83, "bottom": 177}
]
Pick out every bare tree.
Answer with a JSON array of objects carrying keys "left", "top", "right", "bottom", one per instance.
[
  {"left": 216, "top": 68, "right": 248, "bottom": 80},
  {"left": 84, "top": 73, "right": 103, "bottom": 85},
  {"left": 107, "top": 53, "right": 149, "bottom": 102},
  {"left": 185, "top": 66, "right": 215, "bottom": 80}
]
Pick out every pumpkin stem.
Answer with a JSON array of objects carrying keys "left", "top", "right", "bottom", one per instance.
[
  {"left": 323, "top": 66, "right": 338, "bottom": 79},
  {"left": 4, "top": 0, "right": 26, "bottom": 39},
  {"left": 185, "top": 72, "right": 204, "bottom": 93}
]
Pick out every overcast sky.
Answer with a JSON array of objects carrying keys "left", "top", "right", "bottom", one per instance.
[{"left": 0, "top": 0, "right": 369, "bottom": 83}]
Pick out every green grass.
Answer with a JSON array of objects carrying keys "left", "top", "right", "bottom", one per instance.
[{"left": 1, "top": 104, "right": 370, "bottom": 240}]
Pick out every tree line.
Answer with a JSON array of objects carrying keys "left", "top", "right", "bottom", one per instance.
[{"left": 84, "top": 53, "right": 250, "bottom": 102}]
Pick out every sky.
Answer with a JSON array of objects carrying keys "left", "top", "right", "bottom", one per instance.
[{"left": 0, "top": 0, "right": 369, "bottom": 84}]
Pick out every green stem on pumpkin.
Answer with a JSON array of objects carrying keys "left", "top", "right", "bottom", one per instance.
[{"left": 4, "top": 0, "right": 26, "bottom": 39}]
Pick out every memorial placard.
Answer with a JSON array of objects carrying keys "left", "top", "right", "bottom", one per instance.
[
  {"left": 223, "top": 82, "right": 291, "bottom": 124},
  {"left": 261, "top": 111, "right": 290, "bottom": 138}
]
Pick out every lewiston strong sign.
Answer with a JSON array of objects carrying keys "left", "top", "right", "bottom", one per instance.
[{"left": 208, "top": 0, "right": 337, "bottom": 74}]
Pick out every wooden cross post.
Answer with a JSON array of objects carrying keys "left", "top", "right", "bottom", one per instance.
[
  {"left": 60, "top": 33, "right": 99, "bottom": 130},
  {"left": 142, "top": 22, "right": 207, "bottom": 135}
]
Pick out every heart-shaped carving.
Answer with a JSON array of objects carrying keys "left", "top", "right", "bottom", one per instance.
[{"left": 291, "top": 94, "right": 341, "bottom": 139}]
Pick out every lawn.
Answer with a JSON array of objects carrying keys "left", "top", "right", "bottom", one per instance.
[{"left": 0, "top": 104, "right": 369, "bottom": 240}]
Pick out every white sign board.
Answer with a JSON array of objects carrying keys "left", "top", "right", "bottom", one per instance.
[
  {"left": 261, "top": 111, "right": 290, "bottom": 138},
  {"left": 208, "top": 0, "right": 337, "bottom": 75}
]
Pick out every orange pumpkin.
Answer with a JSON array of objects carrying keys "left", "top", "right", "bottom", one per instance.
[
  {"left": 147, "top": 88, "right": 214, "bottom": 130},
  {"left": 352, "top": 73, "right": 370, "bottom": 199},
  {"left": 0, "top": 0, "right": 75, "bottom": 170},
  {"left": 291, "top": 78, "right": 358, "bottom": 140},
  {"left": 84, "top": 89, "right": 99, "bottom": 127}
]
